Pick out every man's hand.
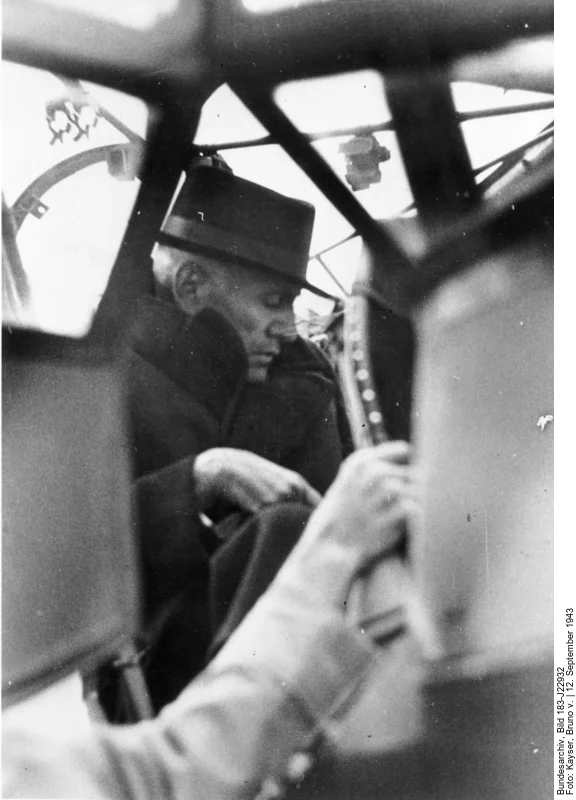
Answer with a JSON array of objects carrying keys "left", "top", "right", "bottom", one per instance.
[
  {"left": 271, "top": 441, "right": 419, "bottom": 612},
  {"left": 301, "top": 441, "right": 418, "bottom": 567},
  {"left": 194, "top": 448, "right": 322, "bottom": 513}
]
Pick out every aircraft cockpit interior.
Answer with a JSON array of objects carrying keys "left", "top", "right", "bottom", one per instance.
[{"left": 3, "top": 1, "right": 556, "bottom": 797}]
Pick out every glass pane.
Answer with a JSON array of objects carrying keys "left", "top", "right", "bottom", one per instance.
[
  {"left": 317, "top": 236, "right": 363, "bottom": 295},
  {"left": 275, "top": 71, "right": 390, "bottom": 135},
  {"left": 35, "top": 0, "right": 179, "bottom": 29},
  {"left": 242, "top": 0, "right": 335, "bottom": 14},
  {"left": 195, "top": 84, "right": 268, "bottom": 146},
  {"left": 451, "top": 81, "right": 554, "bottom": 177},
  {"left": 275, "top": 71, "right": 553, "bottom": 223},
  {"left": 274, "top": 71, "right": 414, "bottom": 223},
  {"left": 2, "top": 61, "right": 149, "bottom": 338},
  {"left": 312, "top": 131, "right": 413, "bottom": 218}
]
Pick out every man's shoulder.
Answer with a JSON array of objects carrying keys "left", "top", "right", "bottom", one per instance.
[
  {"left": 257, "top": 337, "right": 341, "bottom": 415},
  {"left": 276, "top": 336, "right": 337, "bottom": 382},
  {"left": 128, "top": 298, "right": 247, "bottom": 397}
]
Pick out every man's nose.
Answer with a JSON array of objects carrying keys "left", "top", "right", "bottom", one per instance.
[{"left": 267, "top": 311, "right": 297, "bottom": 342}]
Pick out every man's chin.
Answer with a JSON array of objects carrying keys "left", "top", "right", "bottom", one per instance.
[{"left": 247, "top": 365, "right": 269, "bottom": 384}]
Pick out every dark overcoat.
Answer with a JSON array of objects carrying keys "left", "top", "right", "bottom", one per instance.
[{"left": 104, "top": 297, "right": 352, "bottom": 714}]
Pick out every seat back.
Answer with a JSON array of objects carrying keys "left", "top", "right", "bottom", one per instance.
[
  {"left": 2, "top": 196, "right": 140, "bottom": 708},
  {"left": 410, "top": 239, "right": 553, "bottom": 659}
]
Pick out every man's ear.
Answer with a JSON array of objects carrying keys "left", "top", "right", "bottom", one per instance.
[{"left": 173, "top": 260, "right": 208, "bottom": 316}]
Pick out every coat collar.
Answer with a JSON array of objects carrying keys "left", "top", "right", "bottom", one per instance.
[{"left": 130, "top": 297, "right": 248, "bottom": 416}]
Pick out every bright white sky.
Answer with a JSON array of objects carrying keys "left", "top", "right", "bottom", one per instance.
[
  {"left": 3, "top": 60, "right": 553, "bottom": 334},
  {"left": 37, "top": 0, "right": 180, "bottom": 29},
  {"left": 196, "top": 74, "right": 553, "bottom": 313}
]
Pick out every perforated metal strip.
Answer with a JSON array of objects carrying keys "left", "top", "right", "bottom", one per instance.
[{"left": 343, "top": 294, "right": 388, "bottom": 446}]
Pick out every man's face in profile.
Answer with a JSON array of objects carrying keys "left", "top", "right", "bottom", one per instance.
[
  {"left": 157, "top": 244, "right": 301, "bottom": 384},
  {"left": 204, "top": 261, "right": 300, "bottom": 383}
]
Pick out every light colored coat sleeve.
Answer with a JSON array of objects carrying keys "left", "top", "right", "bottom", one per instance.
[{"left": 3, "top": 571, "right": 375, "bottom": 800}]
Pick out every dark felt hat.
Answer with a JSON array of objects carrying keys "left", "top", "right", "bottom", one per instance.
[{"left": 156, "top": 165, "right": 335, "bottom": 299}]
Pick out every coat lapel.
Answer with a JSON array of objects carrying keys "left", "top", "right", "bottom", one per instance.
[{"left": 130, "top": 297, "right": 248, "bottom": 422}]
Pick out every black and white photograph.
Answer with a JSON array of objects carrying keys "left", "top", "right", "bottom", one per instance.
[{"left": 2, "top": 1, "right": 558, "bottom": 797}]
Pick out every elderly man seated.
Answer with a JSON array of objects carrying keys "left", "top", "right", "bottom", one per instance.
[{"left": 99, "top": 162, "right": 353, "bottom": 717}]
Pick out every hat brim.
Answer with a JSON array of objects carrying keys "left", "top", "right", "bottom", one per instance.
[{"left": 156, "top": 231, "right": 338, "bottom": 301}]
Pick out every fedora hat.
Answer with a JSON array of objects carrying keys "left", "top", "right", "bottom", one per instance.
[{"left": 156, "top": 165, "right": 335, "bottom": 299}]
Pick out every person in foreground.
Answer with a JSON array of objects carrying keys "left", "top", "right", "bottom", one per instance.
[{"left": 3, "top": 441, "right": 417, "bottom": 800}]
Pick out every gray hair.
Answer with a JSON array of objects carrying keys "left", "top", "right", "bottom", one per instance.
[
  {"left": 152, "top": 244, "right": 234, "bottom": 299},
  {"left": 151, "top": 243, "right": 183, "bottom": 292}
]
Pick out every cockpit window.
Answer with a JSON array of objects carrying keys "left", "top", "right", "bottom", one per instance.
[
  {"left": 2, "top": 61, "right": 149, "bottom": 337},
  {"left": 35, "top": 0, "right": 180, "bottom": 30},
  {"left": 450, "top": 81, "right": 554, "bottom": 185},
  {"left": 192, "top": 71, "right": 551, "bottom": 325},
  {"left": 274, "top": 70, "right": 553, "bottom": 211},
  {"left": 194, "top": 83, "right": 355, "bottom": 319},
  {"left": 241, "top": 0, "right": 330, "bottom": 12}
]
